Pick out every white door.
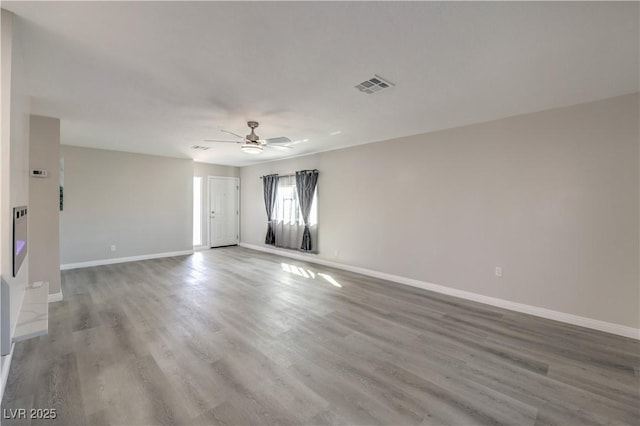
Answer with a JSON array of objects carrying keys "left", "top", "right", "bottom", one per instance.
[{"left": 208, "top": 177, "right": 239, "bottom": 247}]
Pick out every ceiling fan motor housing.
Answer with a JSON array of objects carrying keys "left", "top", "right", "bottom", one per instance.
[{"left": 245, "top": 121, "right": 261, "bottom": 141}]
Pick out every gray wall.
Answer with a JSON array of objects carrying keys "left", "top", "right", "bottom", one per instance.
[
  {"left": 1, "top": 9, "right": 31, "bottom": 357},
  {"left": 60, "top": 146, "right": 193, "bottom": 264},
  {"left": 194, "top": 162, "right": 240, "bottom": 179},
  {"left": 29, "top": 115, "right": 61, "bottom": 295},
  {"left": 241, "top": 93, "right": 639, "bottom": 329}
]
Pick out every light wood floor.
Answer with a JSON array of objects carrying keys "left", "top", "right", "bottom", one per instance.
[{"left": 2, "top": 247, "right": 638, "bottom": 425}]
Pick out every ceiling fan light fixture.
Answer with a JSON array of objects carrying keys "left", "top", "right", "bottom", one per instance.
[{"left": 241, "top": 143, "right": 263, "bottom": 154}]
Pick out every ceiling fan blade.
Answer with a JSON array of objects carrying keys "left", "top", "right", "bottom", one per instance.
[
  {"left": 265, "top": 136, "right": 291, "bottom": 145},
  {"left": 203, "top": 139, "right": 241, "bottom": 144},
  {"left": 268, "top": 144, "right": 293, "bottom": 150},
  {"left": 221, "top": 130, "right": 244, "bottom": 140}
]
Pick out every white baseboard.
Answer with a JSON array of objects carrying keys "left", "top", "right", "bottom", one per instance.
[
  {"left": 239, "top": 243, "right": 639, "bottom": 340},
  {"left": 48, "top": 291, "right": 63, "bottom": 303},
  {"left": 60, "top": 250, "right": 194, "bottom": 271},
  {"left": 0, "top": 342, "right": 15, "bottom": 405}
]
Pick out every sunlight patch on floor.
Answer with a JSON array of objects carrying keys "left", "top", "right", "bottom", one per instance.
[{"left": 280, "top": 262, "right": 341, "bottom": 287}]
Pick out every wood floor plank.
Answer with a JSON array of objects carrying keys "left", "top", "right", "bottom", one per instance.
[
  {"left": 32, "top": 352, "right": 87, "bottom": 426},
  {"left": 1, "top": 247, "right": 638, "bottom": 425}
]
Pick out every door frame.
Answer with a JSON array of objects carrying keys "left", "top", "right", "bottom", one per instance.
[{"left": 207, "top": 176, "right": 240, "bottom": 248}]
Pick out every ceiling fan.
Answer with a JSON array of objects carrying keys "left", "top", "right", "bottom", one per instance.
[{"left": 204, "top": 121, "right": 292, "bottom": 154}]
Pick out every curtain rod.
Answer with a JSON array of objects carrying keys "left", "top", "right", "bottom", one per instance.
[
  {"left": 260, "top": 173, "right": 294, "bottom": 179},
  {"left": 259, "top": 170, "right": 318, "bottom": 179}
]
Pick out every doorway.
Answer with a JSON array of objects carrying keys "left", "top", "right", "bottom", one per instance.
[{"left": 208, "top": 176, "right": 239, "bottom": 248}]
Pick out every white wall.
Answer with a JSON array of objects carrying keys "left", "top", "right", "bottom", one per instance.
[
  {"left": 29, "top": 115, "right": 61, "bottom": 295},
  {"left": 241, "top": 93, "right": 639, "bottom": 329},
  {"left": 1, "top": 10, "right": 31, "bottom": 399},
  {"left": 60, "top": 146, "right": 193, "bottom": 264},
  {"left": 1, "top": 9, "right": 31, "bottom": 356}
]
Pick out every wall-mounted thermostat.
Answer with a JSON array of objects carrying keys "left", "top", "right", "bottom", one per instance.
[{"left": 31, "top": 169, "right": 48, "bottom": 178}]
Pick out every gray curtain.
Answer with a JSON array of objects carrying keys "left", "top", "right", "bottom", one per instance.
[
  {"left": 262, "top": 174, "right": 279, "bottom": 245},
  {"left": 295, "top": 170, "right": 319, "bottom": 251}
]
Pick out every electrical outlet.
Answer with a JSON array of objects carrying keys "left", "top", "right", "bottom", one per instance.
[
  {"left": 334, "top": 250, "right": 339, "bottom": 258},
  {"left": 110, "top": 245, "right": 116, "bottom": 252},
  {"left": 495, "top": 266, "right": 503, "bottom": 277}
]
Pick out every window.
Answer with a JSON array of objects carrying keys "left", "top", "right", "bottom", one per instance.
[
  {"left": 271, "top": 174, "right": 319, "bottom": 251},
  {"left": 274, "top": 175, "right": 317, "bottom": 226},
  {"left": 193, "top": 177, "right": 202, "bottom": 246}
]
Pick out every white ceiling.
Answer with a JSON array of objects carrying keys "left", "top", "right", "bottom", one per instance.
[{"left": 4, "top": 1, "right": 638, "bottom": 167}]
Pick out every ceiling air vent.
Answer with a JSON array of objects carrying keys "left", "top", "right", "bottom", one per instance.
[
  {"left": 191, "top": 145, "right": 210, "bottom": 150},
  {"left": 355, "top": 74, "right": 395, "bottom": 94}
]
